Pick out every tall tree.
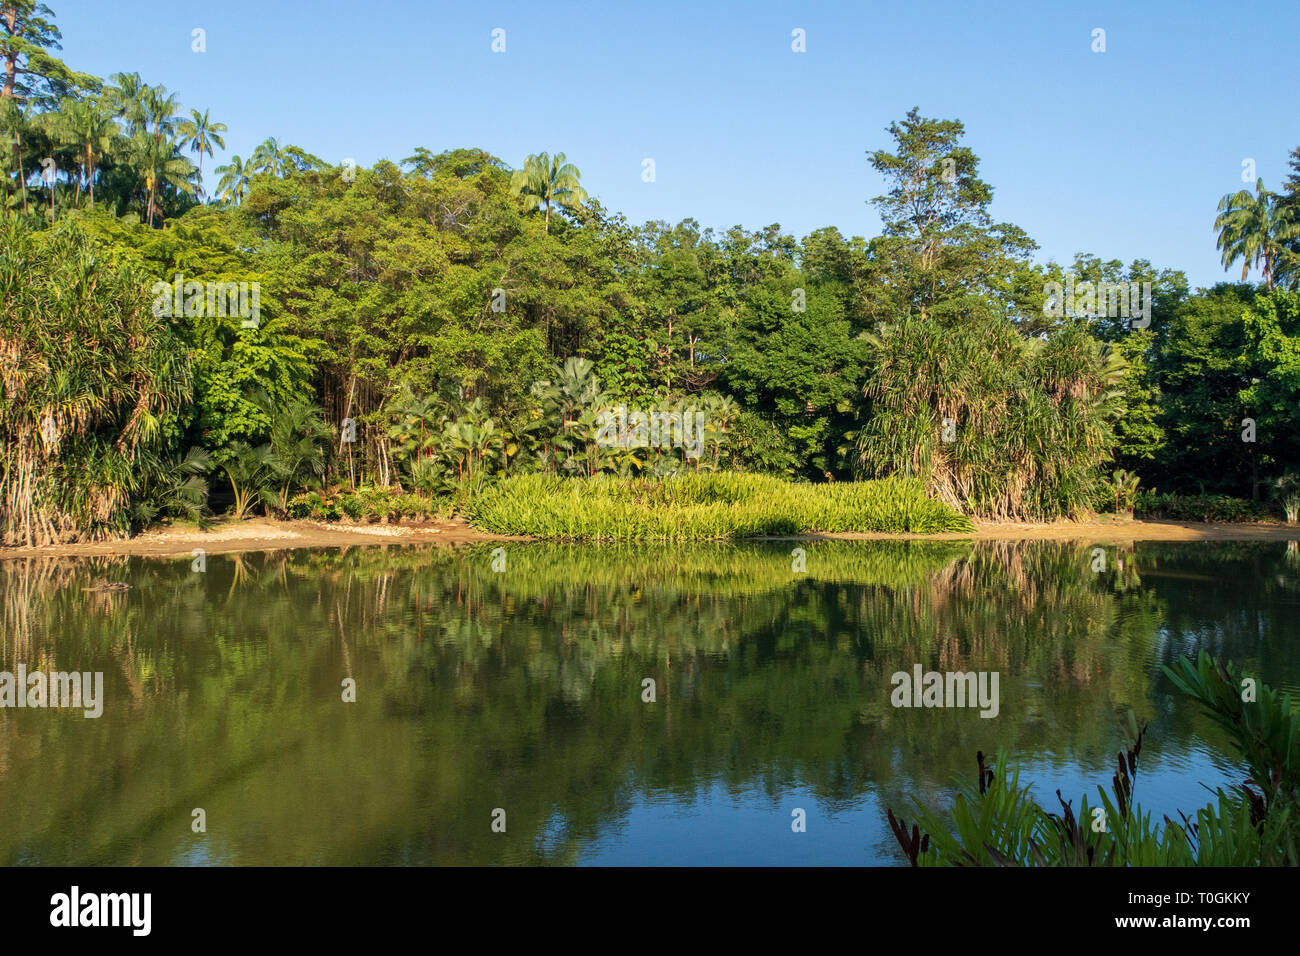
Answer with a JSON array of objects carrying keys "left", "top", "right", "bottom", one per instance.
[
  {"left": 510, "top": 151, "right": 587, "bottom": 233},
  {"left": 0, "top": 1, "right": 85, "bottom": 104},
  {"left": 0, "top": 95, "right": 28, "bottom": 210},
  {"left": 49, "top": 94, "right": 115, "bottom": 206},
  {"left": 865, "top": 106, "right": 1035, "bottom": 322},
  {"left": 177, "top": 107, "right": 226, "bottom": 191},
  {"left": 130, "top": 128, "right": 193, "bottom": 225},
  {"left": 214, "top": 153, "right": 249, "bottom": 205},
  {"left": 1215, "top": 179, "right": 1297, "bottom": 290},
  {"left": 249, "top": 136, "right": 286, "bottom": 176}
]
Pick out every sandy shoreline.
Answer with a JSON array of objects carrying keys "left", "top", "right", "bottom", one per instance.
[
  {"left": 0, "top": 518, "right": 515, "bottom": 560},
  {"left": 1, "top": 515, "right": 1297, "bottom": 560}
]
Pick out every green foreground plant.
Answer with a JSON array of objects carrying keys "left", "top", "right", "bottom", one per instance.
[{"left": 887, "top": 652, "right": 1299, "bottom": 866}]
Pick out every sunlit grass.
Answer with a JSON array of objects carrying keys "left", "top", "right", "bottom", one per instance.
[{"left": 467, "top": 473, "right": 974, "bottom": 541}]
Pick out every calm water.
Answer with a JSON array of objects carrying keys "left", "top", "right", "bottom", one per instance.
[{"left": 2, "top": 539, "right": 1298, "bottom": 866}]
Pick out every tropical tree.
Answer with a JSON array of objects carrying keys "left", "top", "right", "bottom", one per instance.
[
  {"left": 106, "top": 70, "right": 145, "bottom": 130},
  {"left": 865, "top": 106, "right": 1036, "bottom": 322},
  {"left": 510, "top": 151, "right": 587, "bottom": 232},
  {"left": 177, "top": 107, "right": 226, "bottom": 191},
  {"left": 142, "top": 84, "right": 179, "bottom": 138},
  {"left": 0, "top": 95, "right": 29, "bottom": 210},
  {"left": 1, "top": 0, "right": 88, "bottom": 104},
  {"left": 1215, "top": 179, "right": 1298, "bottom": 290},
  {"left": 129, "top": 127, "right": 194, "bottom": 225},
  {"left": 249, "top": 136, "right": 286, "bottom": 177},
  {"left": 265, "top": 397, "right": 332, "bottom": 509},
  {"left": 48, "top": 94, "right": 115, "bottom": 206},
  {"left": 109, "top": 74, "right": 178, "bottom": 139},
  {"left": 219, "top": 441, "right": 278, "bottom": 519},
  {"left": 0, "top": 216, "right": 193, "bottom": 546},
  {"left": 401, "top": 146, "right": 438, "bottom": 178},
  {"left": 214, "top": 153, "right": 249, "bottom": 205},
  {"left": 856, "top": 315, "right": 1126, "bottom": 520}
]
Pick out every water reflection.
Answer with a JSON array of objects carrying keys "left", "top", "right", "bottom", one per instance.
[{"left": 1, "top": 539, "right": 1297, "bottom": 865}]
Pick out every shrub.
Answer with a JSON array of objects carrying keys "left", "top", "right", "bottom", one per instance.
[
  {"left": 339, "top": 494, "right": 364, "bottom": 521},
  {"left": 285, "top": 491, "right": 340, "bottom": 521},
  {"left": 343, "top": 486, "right": 439, "bottom": 522},
  {"left": 1136, "top": 491, "right": 1272, "bottom": 522},
  {"left": 395, "top": 494, "right": 433, "bottom": 520},
  {"left": 287, "top": 492, "right": 320, "bottom": 519}
]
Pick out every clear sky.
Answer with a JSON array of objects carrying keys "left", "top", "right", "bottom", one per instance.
[{"left": 52, "top": 0, "right": 1300, "bottom": 290}]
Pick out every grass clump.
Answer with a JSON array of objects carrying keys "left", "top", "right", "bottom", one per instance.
[{"left": 466, "top": 473, "right": 973, "bottom": 541}]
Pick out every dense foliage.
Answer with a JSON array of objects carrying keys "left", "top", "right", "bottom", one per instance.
[{"left": 5, "top": 3, "right": 1300, "bottom": 541}]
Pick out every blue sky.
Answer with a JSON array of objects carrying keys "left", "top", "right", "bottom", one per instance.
[{"left": 54, "top": 0, "right": 1300, "bottom": 290}]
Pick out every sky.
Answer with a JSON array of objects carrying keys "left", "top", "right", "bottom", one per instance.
[{"left": 52, "top": 0, "right": 1300, "bottom": 290}]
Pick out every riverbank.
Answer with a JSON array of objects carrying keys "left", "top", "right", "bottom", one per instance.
[{"left": 1, "top": 514, "right": 1297, "bottom": 560}]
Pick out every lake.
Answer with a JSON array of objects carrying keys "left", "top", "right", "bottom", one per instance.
[{"left": 2, "top": 539, "right": 1297, "bottom": 865}]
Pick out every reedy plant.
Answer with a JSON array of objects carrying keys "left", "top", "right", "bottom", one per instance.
[
  {"left": 1274, "top": 473, "right": 1300, "bottom": 524},
  {"left": 887, "top": 653, "right": 1299, "bottom": 866}
]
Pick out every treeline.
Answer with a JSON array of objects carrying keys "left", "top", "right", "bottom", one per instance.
[{"left": 3, "top": 2, "right": 1300, "bottom": 545}]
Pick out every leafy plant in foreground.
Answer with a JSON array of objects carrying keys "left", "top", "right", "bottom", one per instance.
[{"left": 887, "top": 653, "right": 1299, "bottom": 866}]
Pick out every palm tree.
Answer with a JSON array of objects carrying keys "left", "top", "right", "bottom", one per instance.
[
  {"left": 130, "top": 129, "right": 194, "bottom": 226},
  {"left": 249, "top": 136, "right": 286, "bottom": 177},
  {"left": 50, "top": 96, "right": 116, "bottom": 207},
  {"left": 509, "top": 151, "right": 587, "bottom": 232},
  {"left": 0, "top": 97, "right": 28, "bottom": 212},
  {"left": 177, "top": 108, "right": 226, "bottom": 194},
  {"left": 266, "top": 398, "right": 332, "bottom": 509},
  {"left": 107, "top": 72, "right": 147, "bottom": 133},
  {"left": 142, "top": 85, "right": 180, "bottom": 139},
  {"left": 219, "top": 442, "right": 279, "bottom": 519},
  {"left": 1215, "top": 179, "right": 1298, "bottom": 290},
  {"left": 108, "top": 74, "right": 178, "bottom": 139},
  {"left": 213, "top": 154, "right": 249, "bottom": 205}
]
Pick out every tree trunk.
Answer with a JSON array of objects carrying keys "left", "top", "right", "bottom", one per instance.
[{"left": 16, "top": 139, "right": 25, "bottom": 213}]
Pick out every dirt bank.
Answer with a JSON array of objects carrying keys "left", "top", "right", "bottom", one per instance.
[
  {"left": 1, "top": 516, "right": 1295, "bottom": 561},
  {"left": 0, "top": 517, "right": 515, "bottom": 560}
]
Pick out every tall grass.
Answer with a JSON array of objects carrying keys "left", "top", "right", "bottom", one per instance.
[{"left": 467, "top": 473, "right": 973, "bottom": 540}]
